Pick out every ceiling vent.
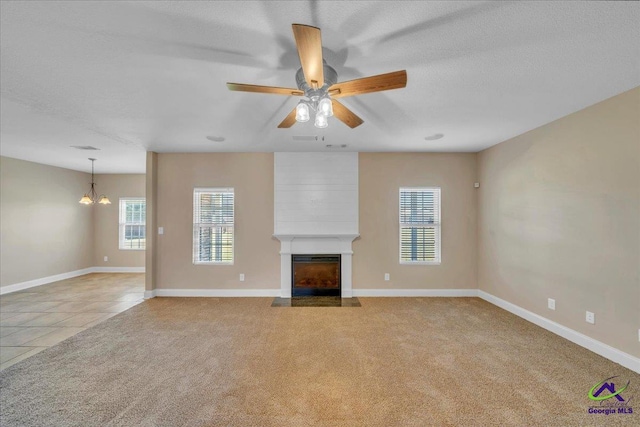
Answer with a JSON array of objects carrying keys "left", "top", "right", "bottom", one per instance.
[
  {"left": 292, "top": 135, "right": 324, "bottom": 141},
  {"left": 424, "top": 133, "right": 444, "bottom": 141},
  {"left": 70, "top": 145, "right": 100, "bottom": 150},
  {"left": 206, "top": 136, "right": 225, "bottom": 142}
]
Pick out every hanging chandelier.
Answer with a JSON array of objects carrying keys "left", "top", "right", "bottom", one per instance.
[{"left": 79, "top": 158, "right": 111, "bottom": 205}]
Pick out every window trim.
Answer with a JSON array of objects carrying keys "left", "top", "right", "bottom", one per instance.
[
  {"left": 118, "top": 197, "right": 146, "bottom": 251},
  {"left": 399, "top": 187, "right": 441, "bottom": 265},
  {"left": 193, "top": 187, "right": 235, "bottom": 265}
]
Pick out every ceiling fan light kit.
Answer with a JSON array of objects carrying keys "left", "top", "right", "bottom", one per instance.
[
  {"left": 227, "top": 24, "right": 407, "bottom": 130},
  {"left": 294, "top": 61, "right": 336, "bottom": 128},
  {"left": 296, "top": 92, "right": 333, "bottom": 128}
]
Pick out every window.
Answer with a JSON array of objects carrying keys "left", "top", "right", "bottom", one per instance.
[
  {"left": 399, "top": 188, "right": 441, "bottom": 264},
  {"left": 193, "top": 188, "right": 234, "bottom": 264},
  {"left": 119, "top": 198, "right": 146, "bottom": 250}
]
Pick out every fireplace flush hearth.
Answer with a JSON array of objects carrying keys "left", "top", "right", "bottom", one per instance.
[{"left": 292, "top": 254, "right": 340, "bottom": 296}]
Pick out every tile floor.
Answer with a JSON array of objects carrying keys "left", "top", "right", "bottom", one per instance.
[{"left": 0, "top": 273, "right": 144, "bottom": 370}]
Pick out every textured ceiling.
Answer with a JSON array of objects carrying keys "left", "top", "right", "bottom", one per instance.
[{"left": 1, "top": 1, "right": 638, "bottom": 173}]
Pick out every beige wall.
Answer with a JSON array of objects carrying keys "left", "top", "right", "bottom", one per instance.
[
  {"left": 93, "top": 173, "right": 146, "bottom": 268},
  {"left": 477, "top": 87, "right": 640, "bottom": 356},
  {"left": 155, "top": 153, "right": 279, "bottom": 289},
  {"left": 0, "top": 156, "right": 94, "bottom": 287},
  {"left": 354, "top": 153, "right": 478, "bottom": 289}
]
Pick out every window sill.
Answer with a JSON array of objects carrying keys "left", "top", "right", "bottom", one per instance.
[
  {"left": 400, "top": 261, "right": 441, "bottom": 265},
  {"left": 193, "top": 261, "right": 234, "bottom": 266},
  {"left": 119, "top": 248, "right": 146, "bottom": 251}
]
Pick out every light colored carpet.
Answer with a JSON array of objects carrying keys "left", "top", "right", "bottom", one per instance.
[{"left": 1, "top": 297, "right": 638, "bottom": 426}]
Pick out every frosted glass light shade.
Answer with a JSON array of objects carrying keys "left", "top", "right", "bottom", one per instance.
[
  {"left": 295, "top": 102, "right": 310, "bottom": 122},
  {"left": 98, "top": 195, "right": 111, "bottom": 205},
  {"left": 79, "top": 195, "right": 93, "bottom": 204},
  {"left": 314, "top": 112, "right": 328, "bottom": 128},
  {"left": 318, "top": 97, "right": 333, "bottom": 117}
]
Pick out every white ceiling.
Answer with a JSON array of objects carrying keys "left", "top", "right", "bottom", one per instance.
[{"left": 1, "top": 1, "right": 638, "bottom": 174}]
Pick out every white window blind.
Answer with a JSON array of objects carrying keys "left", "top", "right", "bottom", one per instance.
[
  {"left": 399, "top": 188, "right": 441, "bottom": 264},
  {"left": 119, "top": 198, "right": 146, "bottom": 250},
  {"left": 193, "top": 188, "right": 234, "bottom": 264}
]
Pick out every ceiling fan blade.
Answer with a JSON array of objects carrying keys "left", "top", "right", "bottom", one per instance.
[
  {"left": 292, "top": 24, "right": 324, "bottom": 88},
  {"left": 331, "top": 100, "right": 364, "bottom": 128},
  {"left": 277, "top": 108, "right": 298, "bottom": 128},
  {"left": 329, "top": 70, "right": 407, "bottom": 98},
  {"left": 227, "top": 83, "right": 303, "bottom": 96}
]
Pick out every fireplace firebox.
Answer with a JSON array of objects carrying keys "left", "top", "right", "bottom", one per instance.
[{"left": 291, "top": 255, "right": 341, "bottom": 297}]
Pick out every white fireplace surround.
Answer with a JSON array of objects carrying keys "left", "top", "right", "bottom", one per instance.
[
  {"left": 274, "top": 152, "right": 359, "bottom": 298},
  {"left": 274, "top": 234, "right": 359, "bottom": 298}
]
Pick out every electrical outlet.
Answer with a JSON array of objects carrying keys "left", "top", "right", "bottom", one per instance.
[
  {"left": 586, "top": 311, "right": 595, "bottom": 324},
  {"left": 158, "top": 227, "right": 164, "bottom": 235},
  {"left": 384, "top": 273, "right": 390, "bottom": 281},
  {"left": 239, "top": 274, "right": 245, "bottom": 282},
  {"left": 547, "top": 298, "right": 555, "bottom": 310},
  {"left": 104, "top": 256, "right": 108, "bottom": 262}
]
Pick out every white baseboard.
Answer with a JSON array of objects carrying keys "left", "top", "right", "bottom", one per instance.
[
  {"left": 478, "top": 290, "right": 640, "bottom": 374},
  {"left": 145, "top": 288, "right": 477, "bottom": 298},
  {"left": 0, "top": 268, "right": 94, "bottom": 295},
  {"left": 353, "top": 289, "right": 478, "bottom": 297},
  {"left": 1, "top": 279, "right": 478, "bottom": 299},
  {"left": 1, "top": 266, "right": 146, "bottom": 295},
  {"left": 152, "top": 289, "right": 281, "bottom": 298},
  {"left": 92, "top": 267, "right": 145, "bottom": 273}
]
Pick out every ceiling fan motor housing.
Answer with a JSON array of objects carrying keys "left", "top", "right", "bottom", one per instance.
[{"left": 296, "top": 61, "right": 338, "bottom": 99}]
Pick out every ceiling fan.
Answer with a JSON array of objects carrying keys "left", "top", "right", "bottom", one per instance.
[{"left": 227, "top": 24, "right": 407, "bottom": 129}]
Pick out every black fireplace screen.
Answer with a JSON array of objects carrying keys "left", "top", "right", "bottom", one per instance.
[{"left": 292, "top": 255, "right": 341, "bottom": 296}]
